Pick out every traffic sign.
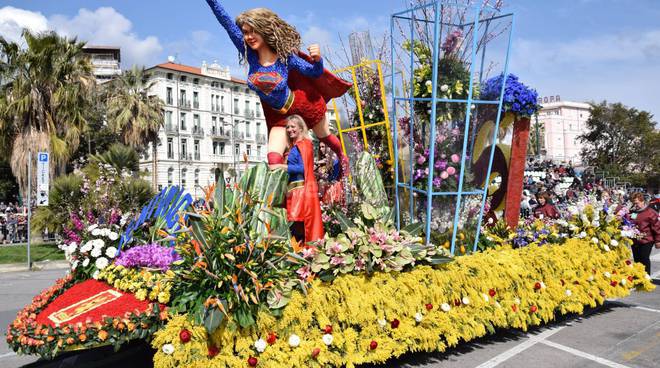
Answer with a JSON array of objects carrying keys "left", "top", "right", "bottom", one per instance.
[{"left": 36, "top": 152, "right": 49, "bottom": 206}]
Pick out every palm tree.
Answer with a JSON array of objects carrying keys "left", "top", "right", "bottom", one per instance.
[
  {"left": 0, "top": 30, "right": 95, "bottom": 201},
  {"left": 105, "top": 66, "right": 164, "bottom": 190},
  {"left": 90, "top": 143, "right": 140, "bottom": 173}
]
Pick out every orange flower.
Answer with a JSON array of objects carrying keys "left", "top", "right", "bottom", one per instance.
[
  {"left": 159, "top": 310, "right": 169, "bottom": 321},
  {"left": 57, "top": 339, "right": 64, "bottom": 348},
  {"left": 97, "top": 330, "right": 108, "bottom": 341},
  {"left": 117, "top": 322, "right": 126, "bottom": 331},
  {"left": 127, "top": 322, "right": 136, "bottom": 331},
  {"left": 66, "top": 337, "right": 75, "bottom": 345},
  {"left": 78, "top": 334, "right": 87, "bottom": 342},
  {"left": 46, "top": 336, "right": 55, "bottom": 342}
]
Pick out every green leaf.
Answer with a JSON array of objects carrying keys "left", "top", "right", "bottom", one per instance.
[
  {"left": 335, "top": 211, "right": 356, "bottom": 231},
  {"left": 190, "top": 217, "right": 209, "bottom": 250},
  {"left": 427, "top": 255, "right": 454, "bottom": 265},
  {"left": 402, "top": 222, "right": 424, "bottom": 236},
  {"left": 204, "top": 304, "right": 226, "bottom": 335},
  {"left": 214, "top": 170, "right": 225, "bottom": 216}
]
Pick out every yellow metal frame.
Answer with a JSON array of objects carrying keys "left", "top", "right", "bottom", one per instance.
[{"left": 331, "top": 60, "right": 394, "bottom": 167}]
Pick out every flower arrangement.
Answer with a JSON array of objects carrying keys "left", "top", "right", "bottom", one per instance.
[
  {"left": 5, "top": 276, "right": 168, "bottom": 359},
  {"left": 150, "top": 238, "right": 653, "bottom": 368},
  {"left": 114, "top": 243, "right": 182, "bottom": 271},
  {"left": 97, "top": 264, "right": 175, "bottom": 304},
  {"left": 58, "top": 221, "right": 122, "bottom": 280},
  {"left": 481, "top": 73, "right": 540, "bottom": 118}
]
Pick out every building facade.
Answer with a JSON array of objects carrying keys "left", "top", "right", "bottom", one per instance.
[
  {"left": 536, "top": 97, "right": 591, "bottom": 164},
  {"left": 141, "top": 61, "right": 269, "bottom": 197},
  {"left": 82, "top": 46, "right": 121, "bottom": 83}
]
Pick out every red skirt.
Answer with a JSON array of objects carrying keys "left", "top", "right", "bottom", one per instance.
[{"left": 262, "top": 88, "right": 327, "bottom": 130}]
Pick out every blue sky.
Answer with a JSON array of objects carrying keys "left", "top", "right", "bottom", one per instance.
[{"left": 1, "top": 0, "right": 659, "bottom": 119}]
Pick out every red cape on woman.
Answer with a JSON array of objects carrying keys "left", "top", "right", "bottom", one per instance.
[{"left": 286, "top": 138, "right": 325, "bottom": 243}]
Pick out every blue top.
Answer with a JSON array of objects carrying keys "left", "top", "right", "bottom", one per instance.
[
  {"left": 205, "top": 0, "right": 324, "bottom": 110},
  {"left": 287, "top": 146, "right": 304, "bottom": 182}
]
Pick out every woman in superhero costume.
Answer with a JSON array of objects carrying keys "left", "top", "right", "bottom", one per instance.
[
  {"left": 205, "top": 0, "right": 351, "bottom": 175},
  {"left": 272, "top": 115, "right": 324, "bottom": 244}
]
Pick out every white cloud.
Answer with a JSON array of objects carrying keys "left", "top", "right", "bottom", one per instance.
[
  {"left": 0, "top": 6, "right": 48, "bottom": 44},
  {"left": 302, "top": 26, "right": 333, "bottom": 48},
  {"left": 0, "top": 6, "right": 162, "bottom": 68}
]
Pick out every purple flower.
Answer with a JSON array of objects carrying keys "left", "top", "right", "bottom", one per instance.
[
  {"left": 115, "top": 243, "right": 181, "bottom": 270},
  {"left": 435, "top": 160, "right": 448, "bottom": 170}
]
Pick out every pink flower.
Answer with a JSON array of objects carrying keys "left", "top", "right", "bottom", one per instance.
[
  {"left": 329, "top": 242, "right": 343, "bottom": 254},
  {"left": 440, "top": 171, "right": 449, "bottom": 179},
  {"left": 302, "top": 247, "right": 317, "bottom": 259},
  {"left": 417, "top": 155, "right": 426, "bottom": 165},
  {"left": 451, "top": 154, "right": 460, "bottom": 163},
  {"left": 296, "top": 266, "right": 312, "bottom": 279},
  {"left": 451, "top": 128, "right": 460, "bottom": 136},
  {"left": 330, "top": 256, "right": 345, "bottom": 265},
  {"left": 447, "top": 167, "right": 456, "bottom": 175}
]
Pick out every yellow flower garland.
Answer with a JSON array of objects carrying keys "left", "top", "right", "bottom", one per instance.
[
  {"left": 152, "top": 239, "right": 653, "bottom": 368},
  {"left": 97, "top": 265, "right": 174, "bottom": 304}
]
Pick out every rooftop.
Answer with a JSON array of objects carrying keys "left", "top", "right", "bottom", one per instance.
[{"left": 149, "top": 62, "right": 246, "bottom": 85}]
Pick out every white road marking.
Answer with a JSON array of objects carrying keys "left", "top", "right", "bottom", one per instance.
[
  {"left": 474, "top": 326, "right": 565, "bottom": 368},
  {"left": 633, "top": 305, "right": 660, "bottom": 314},
  {"left": 540, "top": 340, "right": 632, "bottom": 368}
]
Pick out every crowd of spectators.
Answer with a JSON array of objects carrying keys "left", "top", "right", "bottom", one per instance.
[{"left": 0, "top": 202, "right": 30, "bottom": 244}]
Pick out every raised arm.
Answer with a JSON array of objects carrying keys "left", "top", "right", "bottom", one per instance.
[
  {"left": 205, "top": 0, "right": 245, "bottom": 54},
  {"left": 288, "top": 53, "right": 324, "bottom": 78}
]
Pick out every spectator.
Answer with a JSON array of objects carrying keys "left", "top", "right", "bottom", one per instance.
[
  {"left": 533, "top": 192, "right": 560, "bottom": 220},
  {"left": 628, "top": 192, "right": 660, "bottom": 275}
]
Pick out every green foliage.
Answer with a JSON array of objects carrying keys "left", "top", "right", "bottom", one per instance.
[
  {"left": 578, "top": 101, "right": 659, "bottom": 190},
  {"left": 90, "top": 143, "right": 140, "bottom": 173}
]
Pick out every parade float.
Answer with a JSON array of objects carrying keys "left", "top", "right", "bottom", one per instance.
[{"left": 6, "top": 1, "right": 655, "bottom": 367}]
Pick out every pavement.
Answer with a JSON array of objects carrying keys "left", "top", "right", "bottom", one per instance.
[{"left": 0, "top": 250, "right": 659, "bottom": 368}]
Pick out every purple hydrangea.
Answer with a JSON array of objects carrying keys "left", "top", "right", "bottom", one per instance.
[{"left": 115, "top": 243, "right": 181, "bottom": 270}]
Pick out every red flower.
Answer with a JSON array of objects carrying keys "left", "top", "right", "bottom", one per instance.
[
  {"left": 324, "top": 325, "right": 333, "bottom": 334},
  {"left": 425, "top": 303, "right": 433, "bottom": 311},
  {"left": 266, "top": 332, "right": 277, "bottom": 345},
  {"left": 488, "top": 289, "right": 496, "bottom": 297},
  {"left": 560, "top": 279, "right": 565, "bottom": 286},
  {"left": 312, "top": 347, "right": 321, "bottom": 359},
  {"left": 248, "top": 356, "right": 258, "bottom": 366},
  {"left": 627, "top": 276, "right": 633, "bottom": 282},
  {"left": 625, "top": 260, "right": 632, "bottom": 265},
  {"left": 208, "top": 345, "right": 219, "bottom": 358},
  {"left": 573, "top": 281, "right": 580, "bottom": 285},
  {"left": 370, "top": 340, "right": 378, "bottom": 350},
  {"left": 454, "top": 299, "right": 461, "bottom": 306},
  {"left": 179, "top": 329, "right": 191, "bottom": 343},
  {"left": 610, "top": 281, "right": 618, "bottom": 287},
  {"left": 511, "top": 305, "right": 517, "bottom": 312},
  {"left": 390, "top": 319, "right": 400, "bottom": 329},
  {"left": 529, "top": 305, "right": 537, "bottom": 313},
  {"left": 534, "top": 282, "right": 542, "bottom": 290}
]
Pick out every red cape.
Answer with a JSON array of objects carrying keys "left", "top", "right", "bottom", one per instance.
[
  {"left": 286, "top": 139, "right": 325, "bottom": 243},
  {"left": 290, "top": 51, "right": 353, "bottom": 102}
]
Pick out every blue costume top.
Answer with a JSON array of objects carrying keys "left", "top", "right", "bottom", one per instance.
[
  {"left": 205, "top": 0, "right": 324, "bottom": 110},
  {"left": 287, "top": 146, "right": 305, "bottom": 182}
]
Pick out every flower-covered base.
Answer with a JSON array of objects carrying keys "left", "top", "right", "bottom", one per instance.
[{"left": 151, "top": 239, "right": 653, "bottom": 368}]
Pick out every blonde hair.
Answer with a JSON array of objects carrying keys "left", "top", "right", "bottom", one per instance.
[
  {"left": 285, "top": 115, "right": 309, "bottom": 146},
  {"left": 235, "top": 8, "right": 301, "bottom": 65}
]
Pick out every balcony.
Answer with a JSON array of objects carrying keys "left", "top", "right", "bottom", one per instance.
[
  {"left": 245, "top": 109, "right": 255, "bottom": 118},
  {"left": 165, "top": 124, "right": 178, "bottom": 134},
  {"left": 211, "top": 154, "right": 233, "bottom": 162},
  {"left": 256, "top": 133, "right": 267, "bottom": 144},
  {"left": 233, "top": 131, "right": 244, "bottom": 140},
  {"left": 179, "top": 99, "right": 191, "bottom": 109},
  {"left": 179, "top": 153, "right": 193, "bottom": 162},
  {"left": 194, "top": 153, "right": 201, "bottom": 161},
  {"left": 192, "top": 126, "right": 204, "bottom": 138},
  {"left": 193, "top": 100, "right": 200, "bottom": 109},
  {"left": 210, "top": 127, "right": 231, "bottom": 139},
  {"left": 244, "top": 132, "right": 253, "bottom": 140}
]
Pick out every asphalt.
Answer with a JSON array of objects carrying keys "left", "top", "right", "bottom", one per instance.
[{"left": 0, "top": 250, "right": 659, "bottom": 368}]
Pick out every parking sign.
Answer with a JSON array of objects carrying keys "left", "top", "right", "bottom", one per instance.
[{"left": 36, "top": 152, "right": 49, "bottom": 206}]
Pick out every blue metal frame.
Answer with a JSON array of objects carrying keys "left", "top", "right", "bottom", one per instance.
[{"left": 391, "top": 1, "right": 515, "bottom": 253}]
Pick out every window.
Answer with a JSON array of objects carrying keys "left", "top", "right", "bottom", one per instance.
[
  {"left": 220, "top": 83, "right": 224, "bottom": 89},
  {"left": 193, "top": 91, "right": 199, "bottom": 108},
  {"left": 181, "top": 168, "right": 187, "bottom": 187},
  {"left": 180, "top": 76, "right": 187, "bottom": 82},
  {"left": 194, "top": 169, "right": 200, "bottom": 186},
  {"left": 194, "top": 140, "right": 200, "bottom": 160},
  {"left": 212, "top": 116, "right": 217, "bottom": 133},
  {"left": 167, "top": 138, "right": 173, "bottom": 159},
  {"left": 165, "top": 111, "right": 173, "bottom": 128},
  {"left": 193, "top": 78, "right": 199, "bottom": 85},
  {"left": 220, "top": 142, "right": 225, "bottom": 154},
  {"left": 181, "top": 139, "right": 188, "bottom": 158},
  {"left": 167, "top": 168, "right": 174, "bottom": 185},
  {"left": 256, "top": 122, "right": 261, "bottom": 135},
  {"left": 213, "top": 141, "right": 218, "bottom": 155},
  {"left": 193, "top": 114, "right": 200, "bottom": 132},
  {"left": 246, "top": 144, "right": 252, "bottom": 156},
  {"left": 245, "top": 121, "right": 251, "bottom": 137},
  {"left": 180, "top": 113, "right": 187, "bottom": 130},
  {"left": 234, "top": 98, "right": 239, "bottom": 114},
  {"left": 235, "top": 144, "right": 240, "bottom": 155},
  {"left": 211, "top": 94, "right": 215, "bottom": 111},
  {"left": 167, "top": 73, "right": 173, "bottom": 80},
  {"left": 245, "top": 101, "right": 250, "bottom": 116},
  {"left": 256, "top": 145, "right": 261, "bottom": 157},
  {"left": 256, "top": 102, "right": 261, "bottom": 117},
  {"left": 166, "top": 87, "right": 173, "bottom": 105},
  {"left": 220, "top": 96, "right": 224, "bottom": 112}
]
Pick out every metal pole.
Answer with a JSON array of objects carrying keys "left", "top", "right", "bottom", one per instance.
[
  {"left": 27, "top": 150, "right": 31, "bottom": 271},
  {"left": 535, "top": 112, "right": 540, "bottom": 158}
]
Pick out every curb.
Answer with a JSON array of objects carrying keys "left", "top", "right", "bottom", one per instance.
[{"left": 0, "top": 260, "right": 69, "bottom": 273}]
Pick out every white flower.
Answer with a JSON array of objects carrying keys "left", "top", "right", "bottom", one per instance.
[
  {"left": 82, "top": 258, "right": 90, "bottom": 267},
  {"left": 441, "top": 303, "right": 451, "bottom": 312},
  {"left": 588, "top": 275, "right": 594, "bottom": 282},
  {"left": 556, "top": 219, "right": 568, "bottom": 227},
  {"left": 288, "top": 334, "right": 300, "bottom": 348},
  {"left": 91, "top": 228, "right": 102, "bottom": 236},
  {"left": 603, "top": 245, "right": 610, "bottom": 252},
  {"left": 482, "top": 293, "right": 489, "bottom": 302},
  {"left": 92, "top": 270, "right": 100, "bottom": 279},
  {"left": 413, "top": 313, "right": 424, "bottom": 323},
  {"left": 621, "top": 278, "right": 627, "bottom": 286},
  {"left": 539, "top": 214, "right": 545, "bottom": 220},
  {"left": 539, "top": 281, "right": 546, "bottom": 289},
  {"left": 108, "top": 232, "right": 119, "bottom": 241},
  {"left": 569, "top": 224, "right": 578, "bottom": 232},
  {"left": 565, "top": 289, "right": 572, "bottom": 297},
  {"left": 80, "top": 241, "right": 94, "bottom": 253},
  {"left": 90, "top": 248, "right": 102, "bottom": 258},
  {"left": 71, "top": 260, "right": 79, "bottom": 270},
  {"left": 462, "top": 296, "right": 470, "bottom": 305},
  {"left": 425, "top": 80, "right": 432, "bottom": 86},
  {"left": 254, "top": 338, "right": 267, "bottom": 353},
  {"left": 603, "top": 272, "right": 611, "bottom": 278},
  {"left": 645, "top": 274, "right": 651, "bottom": 280},
  {"left": 95, "top": 257, "right": 109, "bottom": 270},
  {"left": 120, "top": 215, "right": 129, "bottom": 226},
  {"left": 162, "top": 343, "right": 174, "bottom": 355},
  {"left": 514, "top": 298, "right": 521, "bottom": 305},
  {"left": 105, "top": 247, "right": 117, "bottom": 259},
  {"left": 322, "top": 334, "right": 333, "bottom": 346},
  {"left": 87, "top": 224, "right": 98, "bottom": 232},
  {"left": 377, "top": 319, "right": 387, "bottom": 328},
  {"left": 591, "top": 237, "right": 599, "bottom": 245},
  {"left": 67, "top": 243, "right": 78, "bottom": 253},
  {"left": 440, "top": 84, "right": 449, "bottom": 92},
  {"left": 610, "top": 239, "right": 618, "bottom": 247},
  {"left": 488, "top": 218, "right": 494, "bottom": 224},
  {"left": 93, "top": 239, "right": 105, "bottom": 248},
  {"left": 592, "top": 220, "right": 600, "bottom": 227},
  {"left": 578, "top": 231, "right": 587, "bottom": 239}
]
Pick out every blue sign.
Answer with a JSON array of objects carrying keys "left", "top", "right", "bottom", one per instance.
[
  {"left": 38, "top": 153, "right": 49, "bottom": 162},
  {"left": 118, "top": 186, "right": 193, "bottom": 253}
]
